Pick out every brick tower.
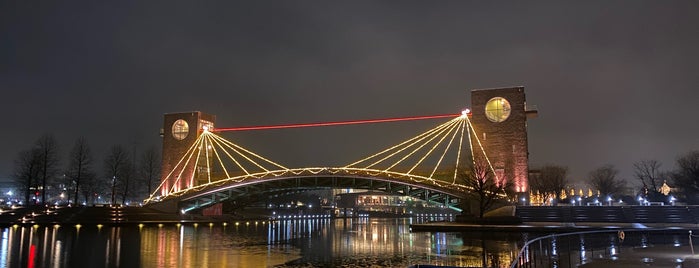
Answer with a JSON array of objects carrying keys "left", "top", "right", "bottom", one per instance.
[
  {"left": 469, "top": 87, "right": 537, "bottom": 199},
  {"left": 160, "top": 111, "right": 216, "bottom": 196}
]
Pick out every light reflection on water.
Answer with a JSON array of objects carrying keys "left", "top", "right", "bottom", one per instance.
[{"left": 0, "top": 217, "right": 525, "bottom": 267}]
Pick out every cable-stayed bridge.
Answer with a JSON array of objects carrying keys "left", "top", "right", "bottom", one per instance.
[
  {"left": 145, "top": 87, "right": 536, "bottom": 214},
  {"left": 146, "top": 112, "right": 497, "bottom": 213}
]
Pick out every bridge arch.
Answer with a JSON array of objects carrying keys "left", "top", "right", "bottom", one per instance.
[
  {"left": 152, "top": 87, "right": 538, "bottom": 214},
  {"left": 146, "top": 168, "right": 467, "bottom": 214}
]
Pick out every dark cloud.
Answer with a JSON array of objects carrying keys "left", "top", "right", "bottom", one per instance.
[{"left": 2, "top": 1, "right": 698, "bottom": 185}]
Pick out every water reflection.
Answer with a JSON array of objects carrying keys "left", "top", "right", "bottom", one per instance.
[{"left": 1, "top": 218, "right": 525, "bottom": 267}]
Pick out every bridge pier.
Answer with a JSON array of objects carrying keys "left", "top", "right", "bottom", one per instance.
[{"left": 147, "top": 198, "right": 181, "bottom": 214}]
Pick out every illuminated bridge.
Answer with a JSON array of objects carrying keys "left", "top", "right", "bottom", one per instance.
[{"left": 144, "top": 87, "right": 536, "bottom": 214}]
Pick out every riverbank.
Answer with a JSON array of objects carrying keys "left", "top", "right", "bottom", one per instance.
[
  {"left": 410, "top": 221, "right": 699, "bottom": 233},
  {"left": 0, "top": 206, "right": 273, "bottom": 227},
  {"left": 577, "top": 244, "right": 699, "bottom": 268}
]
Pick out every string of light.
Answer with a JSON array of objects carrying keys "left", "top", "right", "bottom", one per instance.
[
  {"left": 214, "top": 114, "right": 460, "bottom": 132},
  {"left": 145, "top": 112, "right": 500, "bottom": 204}
]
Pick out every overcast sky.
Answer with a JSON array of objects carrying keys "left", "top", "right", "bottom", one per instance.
[{"left": 2, "top": 1, "right": 698, "bottom": 187}]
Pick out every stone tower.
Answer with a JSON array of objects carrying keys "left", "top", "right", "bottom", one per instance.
[
  {"left": 160, "top": 111, "right": 216, "bottom": 196},
  {"left": 469, "top": 87, "right": 537, "bottom": 199}
]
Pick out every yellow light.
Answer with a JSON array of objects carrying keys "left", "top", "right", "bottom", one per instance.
[
  {"left": 75, "top": 224, "right": 82, "bottom": 229},
  {"left": 138, "top": 224, "right": 144, "bottom": 228},
  {"left": 153, "top": 115, "right": 477, "bottom": 200},
  {"left": 193, "top": 223, "right": 198, "bottom": 227},
  {"left": 209, "top": 223, "right": 214, "bottom": 227},
  {"left": 33, "top": 224, "right": 39, "bottom": 229},
  {"left": 222, "top": 222, "right": 228, "bottom": 226},
  {"left": 158, "top": 223, "right": 163, "bottom": 228}
]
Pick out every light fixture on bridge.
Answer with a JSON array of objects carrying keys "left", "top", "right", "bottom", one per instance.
[
  {"left": 461, "top": 109, "right": 470, "bottom": 118},
  {"left": 202, "top": 125, "right": 209, "bottom": 132}
]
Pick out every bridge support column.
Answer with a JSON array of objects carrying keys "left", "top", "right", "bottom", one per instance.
[{"left": 147, "top": 198, "right": 181, "bottom": 214}]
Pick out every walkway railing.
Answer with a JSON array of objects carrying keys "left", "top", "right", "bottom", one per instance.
[{"left": 510, "top": 228, "right": 697, "bottom": 268}]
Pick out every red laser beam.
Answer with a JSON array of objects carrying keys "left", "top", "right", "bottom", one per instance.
[{"left": 214, "top": 113, "right": 461, "bottom": 132}]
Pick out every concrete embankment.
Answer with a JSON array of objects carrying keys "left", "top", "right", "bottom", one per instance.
[
  {"left": 0, "top": 206, "right": 242, "bottom": 227},
  {"left": 410, "top": 221, "right": 699, "bottom": 233}
]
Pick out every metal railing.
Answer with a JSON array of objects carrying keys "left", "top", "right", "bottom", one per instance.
[{"left": 510, "top": 228, "right": 697, "bottom": 268}]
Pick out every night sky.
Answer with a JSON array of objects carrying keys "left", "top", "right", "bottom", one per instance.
[{"left": 2, "top": 1, "right": 698, "bottom": 186}]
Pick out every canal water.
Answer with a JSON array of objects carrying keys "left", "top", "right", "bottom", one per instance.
[{"left": 0, "top": 217, "right": 524, "bottom": 268}]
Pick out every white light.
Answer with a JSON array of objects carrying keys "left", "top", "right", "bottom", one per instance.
[
  {"left": 461, "top": 109, "right": 470, "bottom": 117},
  {"left": 202, "top": 125, "right": 209, "bottom": 132}
]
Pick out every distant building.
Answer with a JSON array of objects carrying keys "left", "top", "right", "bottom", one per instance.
[
  {"left": 334, "top": 192, "right": 449, "bottom": 216},
  {"left": 0, "top": 181, "right": 18, "bottom": 206}
]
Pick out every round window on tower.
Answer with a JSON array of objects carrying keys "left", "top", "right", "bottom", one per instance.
[
  {"left": 484, "top": 97, "right": 511, "bottom": 123},
  {"left": 172, "top": 119, "right": 189, "bottom": 140}
]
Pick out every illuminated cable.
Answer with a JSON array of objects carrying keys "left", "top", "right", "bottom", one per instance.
[
  {"left": 204, "top": 133, "right": 212, "bottom": 184},
  {"left": 384, "top": 118, "right": 460, "bottom": 172},
  {"left": 209, "top": 134, "right": 275, "bottom": 172},
  {"left": 207, "top": 134, "right": 251, "bottom": 175},
  {"left": 150, "top": 134, "right": 203, "bottom": 198},
  {"left": 430, "top": 118, "right": 464, "bottom": 179},
  {"left": 346, "top": 117, "right": 459, "bottom": 168},
  {"left": 366, "top": 120, "right": 453, "bottom": 169},
  {"left": 168, "top": 136, "right": 205, "bottom": 194},
  {"left": 210, "top": 133, "right": 288, "bottom": 170},
  {"left": 215, "top": 114, "right": 460, "bottom": 132},
  {"left": 464, "top": 116, "right": 499, "bottom": 181},
  {"left": 466, "top": 120, "right": 475, "bottom": 167},
  {"left": 189, "top": 135, "right": 206, "bottom": 189},
  {"left": 206, "top": 134, "right": 231, "bottom": 179},
  {"left": 153, "top": 134, "right": 203, "bottom": 197},
  {"left": 452, "top": 118, "right": 467, "bottom": 184},
  {"left": 407, "top": 119, "right": 461, "bottom": 175}
]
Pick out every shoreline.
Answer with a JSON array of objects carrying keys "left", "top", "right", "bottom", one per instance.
[{"left": 410, "top": 221, "right": 699, "bottom": 233}]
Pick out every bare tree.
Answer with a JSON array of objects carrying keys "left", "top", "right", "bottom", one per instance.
[
  {"left": 529, "top": 165, "right": 569, "bottom": 200},
  {"left": 120, "top": 161, "right": 135, "bottom": 205},
  {"left": 140, "top": 147, "right": 161, "bottom": 199},
  {"left": 457, "top": 160, "right": 513, "bottom": 218},
  {"left": 588, "top": 165, "right": 626, "bottom": 197},
  {"left": 104, "top": 145, "right": 130, "bottom": 205},
  {"left": 672, "top": 150, "right": 699, "bottom": 204},
  {"left": 633, "top": 159, "right": 662, "bottom": 192},
  {"left": 13, "top": 149, "right": 41, "bottom": 205},
  {"left": 80, "top": 171, "right": 99, "bottom": 205},
  {"left": 66, "top": 137, "right": 93, "bottom": 205},
  {"left": 36, "top": 134, "right": 60, "bottom": 206}
]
